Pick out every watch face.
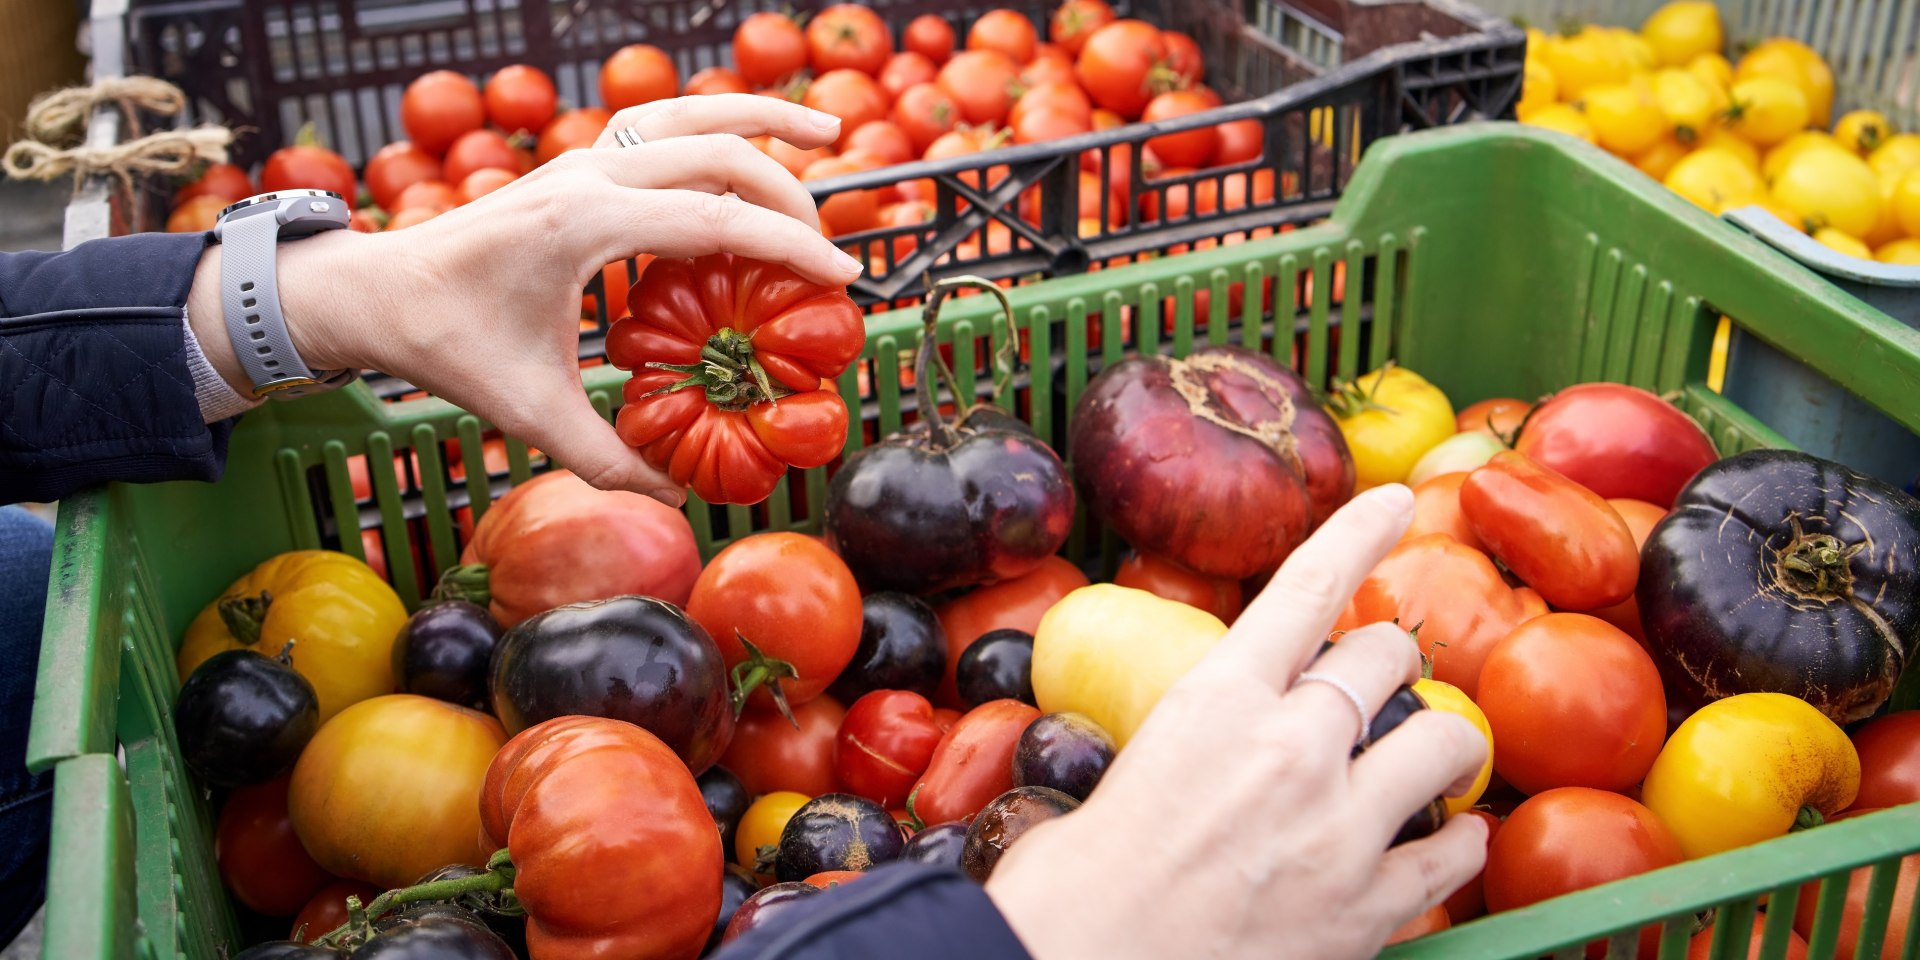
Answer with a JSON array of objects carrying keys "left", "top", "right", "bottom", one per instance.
[{"left": 220, "top": 189, "right": 346, "bottom": 219}]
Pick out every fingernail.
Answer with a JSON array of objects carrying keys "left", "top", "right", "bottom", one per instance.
[
  {"left": 833, "top": 247, "right": 865, "bottom": 276},
  {"left": 648, "top": 487, "right": 687, "bottom": 508},
  {"left": 807, "top": 109, "right": 842, "bottom": 131}
]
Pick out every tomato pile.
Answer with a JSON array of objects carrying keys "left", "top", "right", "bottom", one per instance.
[{"left": 1518, "top": 0, "right": 1920, "bottom": 266}]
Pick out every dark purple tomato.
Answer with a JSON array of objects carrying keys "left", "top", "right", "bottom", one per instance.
[
  {"left": 391, "top": 600, "right": 502, "bottom": 711},
  {"left": 828, "top": 592, "right": 948, "bottom": 704},
  {"left": 956, "top": 628, "right": 1035, "bottom": 708},
  {"left": 1012, "top": 712, "right": 1115, "bottom": 801},
  {"left": 490, "top": 596, "right": 735, "bottom": 774},
  {"left": 708, "top": 867, "right": 761, "bottom": 953},
  {"left": 960, "top": 786, "right": 1080, "bottom": 882},
  {"left": 775, "top": 793, "right": 907, "bottom": 882},
  {"left": 349, "top": 910, "right": 515, "bottom": 959},
  {"left": 234, "top": 945, "right": 339, "bottom": 960},
  {"left": 175, "top": 648, "right": 319, "bottom": 788},
  {"left": 722, "top": 882, "right": 822, "bottom": 945},
  {"left": 900, "top": 821, "right": 968, "bottom": 869},
  {"left": 700, "top": 765, "right": 752, "bottom": 855},
  {"left": 403, "top": 865, "right": 526, "bottom": 954}
]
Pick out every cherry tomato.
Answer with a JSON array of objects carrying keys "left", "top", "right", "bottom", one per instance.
[
  {"left": 894, "top": 83, "right": 962, "bottom": 153},
  {"left": 1847, "top": 713, "right": 1920, "bottom": 810},
  {"left": 535, "top": 107, "right": 611, "bottom": 166},
  {"left": 1690, "top": 913, "right": 1809, "bottom": 960},
  {"left": 173, "top": 162, "right": 254, "bottom": 209},
  {"left": 484, "top": 64, "right": 556, "bottom": 134},
  {"left": 909, "top": 699, "right": 1041, "bottom": 825},
  {"left": 835, "top": 690, "right": 945, "bottom": 808},
  {"left": 1514, "top": 382, "right": 1718, "bottom": 508},
  {"left": 938, "top": 49, "right": 1022, "bottom": 126},
  {"left": 166, "top": 195, "right": 227, "bottom": 233},
  {"left": 735, "top": 791, "right": 811, "bottom": 880},
  {"left": 689, "top": 533, "right": 863, "bottom": 711},
  {"left": 879, "top": 51, "right": 939, "bottom": 101},
  {"left": 807, "top": 4, "right": 892, "bottom": 76},
  {"left": 1050, "top": 0, "right": 1117, "bottom": 56},
  {"left": 904, "top": 14, "right": 956, "bottom": 64},
  {"left": 1486, "top": 788, "right": 1684, "bottom": 958},
  {"left": 1386, "top": 904, "right": 1451, "bottom": 944},
  {"left": 1076, "top": 20, "right": 1167, "bottom": 119},
  {"left": 1112, "top": 551, "right": 1243, "bottom": 623},
  {"left": 394, "top": 180, "right": 458, "bottom": 214},
  {"left": 601, "top": 43, "right": 678, "bottom": 110},
  {"left": 968, "top": 9, "right": 1038, "bottom": 64},
  {"left": 1461, "top": 451, "right": 1639, "bottom": 611},
  {"left": 261, "top": 144, "right": 355, "bottom": 198},
  {"left": 1142, "top": 90, "right": 1219, "bottom": 168},
  {"left": 216, "top": 778, "right": 331, "bottom": 916},
  {"left": 290, "top": 880, "right": 380, "bottom": 942},
  {"left": 935, "top": 556, "right": 1089, "bottom": 708},
  {"left": 735, "top": 12, "right": 809, "bottom": 88},
  {"left": 1215, "top": 118, "right": 1263, "bottom": 164},
  {"left": 804, "top": 69, "right": 889, "bottom": 150},
  {"left": 685, "top": 66, "right": 752, "bottom": 96},
  {"left": 1587, "top": 498, "right": 1666, "bottom": 646},
  {"left": 721, "top": 695, "right": 848, "bottom": 799},
  {"left": 1793, "top": 814, "right": 1918, "bottom": 960},
  {"left": 401, "top": 70, "right": 485, "bottom": 155},
  {"left": 1443, "top": 809, "right": 1501, "bottom": 923},
  {"left": 363, "top": 141, "right": 443, "bottom": 211},
  {"left": 1478, "top": 613, "right": 1665, "bottom": 795},
  {"left": 1456, "top": 397, "right": 1530, "bottom": 437},
  {"left": 442, "top": 129, "right": 524, "bottom": 187}
]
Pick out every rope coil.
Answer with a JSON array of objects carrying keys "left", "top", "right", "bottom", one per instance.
[{"left": 3, "top": 75, "right": 233, "bottom": 191}]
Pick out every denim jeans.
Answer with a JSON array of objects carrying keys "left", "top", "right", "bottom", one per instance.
[{"left": 0, "top": 506, "right": 52, "bottom": 946}]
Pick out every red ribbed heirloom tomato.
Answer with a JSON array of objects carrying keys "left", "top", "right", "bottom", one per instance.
[
  {"left": 480, "top": 716, "right": 721, "bottom": 960},
  {"left": 606, "top": 254, "right": 864, "bottom": 505}
]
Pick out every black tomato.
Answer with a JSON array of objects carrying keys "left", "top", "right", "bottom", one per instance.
[
  {"left": 700, "top": 765, "right": 752, "bottom": 855},
  {"left": 401, "top": 865, "right": 527, "bottom": 954},
  {"left": 774, "top": 793, "right": 906, "bottom": 882},
  {"left": 707, "top": 866, "right": 761, "bottom": 954},
  {"left": 956, "top": 628, "right": 1035, "bottom": 708},
  {"left": 1012, "top": 712, "right": 1115, "bottom": 800},
  {"left": 899, "top": 821, "right": 968, "bottom": 869},
  {"left": 961, "top": 786, "right": 1080, "bottom": 882},
  {"left": 827, "top": 592, "right": 948, "bottom": 703},
  {"left": 175, "top": 647, "right": 318, "bottom": 788},
  {"left": 349, "top": 911, "right": 515, "bottom": 959},
  {"left": 490, "top": 595, "right": 734, "bottom": 774},
  {"left": 391, "top": 600, "right": 502, "bottom": 711},
  {"left": 1357, "top": 683, "right": 1446, "bottom": 847},
  {"left": 721, "top": 882, "right": 821, "bottom": 945},
  {"left": 234, "top": 944, "right": 340, "bottom": 960}
]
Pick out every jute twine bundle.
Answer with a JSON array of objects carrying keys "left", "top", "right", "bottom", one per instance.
[{"left": 2, "top": 75, "right": 234, "bottom": 191}]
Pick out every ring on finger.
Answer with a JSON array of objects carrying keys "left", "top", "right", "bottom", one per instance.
[
  {"left": 1291, "top": 671, "right": 1371, "bottom": 750},
  {"left": 615, "top": 126, "right": 648, "bottom": 148}
]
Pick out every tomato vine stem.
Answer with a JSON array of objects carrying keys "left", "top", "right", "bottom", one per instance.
[{"left": 914, "top": 276, "right": 1017, "bottom": 450}]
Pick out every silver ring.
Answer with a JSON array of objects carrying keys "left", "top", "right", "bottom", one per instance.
[
  {"left": 615, "top": 126, "right": 647, "bottom": 148},
  {"left": 1292, "top": 671, "right": 1372, "bottom": 748}
]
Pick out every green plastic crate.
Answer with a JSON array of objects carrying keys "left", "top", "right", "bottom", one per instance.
[{"left": 30, "top": 122, "right": 1920, "bottom": 959}]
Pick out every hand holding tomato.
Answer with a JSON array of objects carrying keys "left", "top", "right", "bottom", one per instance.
[{"left": 985, "top": 487, "right": 1489, "bottom": 960}]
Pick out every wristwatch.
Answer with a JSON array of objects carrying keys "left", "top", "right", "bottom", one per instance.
[{"left": 212, "top": 189, "right": 359, "bottom": 398}]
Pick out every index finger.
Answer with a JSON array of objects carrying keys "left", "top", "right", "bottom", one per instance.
[
  {"left": 593, "top": 95, "right": 843, "bottom": 149},
  {"left": 1205, "top": 484, "right": 1415, "bottom": 689}
]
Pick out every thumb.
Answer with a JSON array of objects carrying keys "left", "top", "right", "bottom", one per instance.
[{"left": 517, "top": 382, "right": 687, "bottom": 507}]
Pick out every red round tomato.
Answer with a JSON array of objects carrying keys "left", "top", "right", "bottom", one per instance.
[
  {"left": 442, "top": 128, "right": 523, "bottom": 186},
  {"left": 1050, "top": 0, "right": 1117, "bottom": 56},
  {"left": 934, "top": 555, "right": 1089, "bottom": 708},
  {"left": 807, "top": 4, "right": 892, "bottom": 76},
  {"left": 763, "top": 136, "right": 833, "bottom": 178},
  {"left": 1161, "top": 30, "right": 1204, "bottom": 86},
  {"left": 173, "top": 162, "right": 254, "bottom": 209},
  {"left": 1847, "top": 713, "right": 1920, "bottom": 810},
  {"left": 1386, "top": 904, "right": 1451, "bottom": 944},
  {"left": 217, "top": 777, "right": 331, "bottom": 916},
  {"left": 968, "top": 9, "right": 1039, "bottom": 65},
  {"left": 685, "top": 66, "right": 751, "bottom": 96},
  {"left": 1013, "top": 106, "right": 1092, "bottom": 145},
  {"left": 938, "top": 49, "right": 1021, "bottom": 126},
  {"left": 1457, "top": 397, "right": 1531, "bottom": 436},
  {"left": 290, "top": 880, "right": 380, "bottom": 942},
  {"left": 1690, "top": 914, "right": 1809, "bottom": 960},
  {"left": 804, "top": 156, "right": 881, "bottom": 237},
  {"left": 721, "top": 695, "right": 847, "bottom": 798},
  {"left": 166, "top": 195, "right": 227, "bottom": 233},
  {"left": 1513, "top": 382, "right": 1718, "bottom": 508},
  {"left": 1011, "top": 81, "right": 1093, "bottom": 130},
  {"left": 804, "top": 68, "right": 889, "bottom": 150},
  {"left": 363, "top": 141, "right": 442, "bottom": 211},
  {"left": 601, "top": 43, "right": 679, "bottom": 111},
  {"left": 1443, "top": 809, "right": 1501, "bottom": 923},
  {"left": 1020, "top": 47, "right": 1079, "bottom": 89},
  {"left": 1076, "top": 20, "right": 1167, "bottom": 119},
  {"left": 879, "top": 51, "right": 939, "bottom": 100},
  {"left": 394, "top": 180, "right": 458, "bottom": 214},
  {"left": 401, "top": 70, "right": 485, "bottom": 155},
  {"left": 1215, "top": 118, "right": 1263, "bottom": 164},
  {"left": 457, "top": 167, "right": 518, "bottom": 204},
  {"left": 1486, "top": 788, "right": 1684, "bottom": 957},
  {"left": 1478, "top": 614, "right": 1666, "bottom": 795},
  {"left": 735, "top": 12, "right": 809, "bottom": 87},
  {"left": 261, "top": 144, "right": 355, "bottom": 198},
  {"left": 484, "top": 64, "right": 557, "bottom": 134},
  {"left": 910, "top": 699, "right": 1041, "bottom": 824},
  {"left": 1460, "top": 451, "right": 1640, "bottom": 612},
  {"left": 846, "top": 120, "right": 916, "bottom": 165},
  {"left": 688, "top": 532, "right": 864, "bottom": 711},
  {"left": 835, "top": 690, "right": 945, "bottom": 807},
  {"left": 904, "top": 14, "right": 956, "bottom": 64},
  {"left": 894, "top": 83, "right": 961, "bottom": 153},
  {"left": 535, "top": 107, "right": 610, "bottom": 166},
  {"left": 1142, "top": 90, "right": 1220, "bottom": 168},
  {"left": 1112, "top": 551, "right": 1242, "bottom": 623}
]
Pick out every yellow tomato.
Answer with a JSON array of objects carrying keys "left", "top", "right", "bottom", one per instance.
[
  {"left": 1834, "top": 109, "right": 1891, "bottom": 154},
  {"left": 1543, "top": 27, "right": 1632, "bottom": 101},
  {"left": 1696, "top": 127, "right": 1761, "bottom": 170},
  {"left": 1760, "top": 130, "right": 1843, "bottom": 181},
  {"left": 1736, "top": 37, "right": 1834, "bottom": 127},
  {"left": 1652, "top": 67, "right": 1722, "bottom": 142},
  {"left": 1665, "top": 147, "right": 1767, "bottom": 213},
  {"left": 1864, "top": 174, "right": 1907, "bottom": 247},
  {"left": 1640, "top": 1, "right": 1723, "bottom": 66},
  {"left": 1413, "top": 678, "right": 1492, "bottom": 815},
  {"left": 1517, "top": 57, "right": 1559, "bottom": 120},
  {"left": 1878, "top": 238, "right": 1920, "bottom": 265},
  {"left": 1632, "top": 136, "right": 1689, "bottom": 180},
  {"left": 1758, "top": 195, "right": 1807, "bottom": 232},
  {"left": 1869, "top": 134, "right": 1920, "bottom": 180},
  {"left": 1582, "top": 82, "right": 1667, "bottom": 155},
  {"left": 1688, "top": 51, "right": 1734, "bottom": 90},
  {"left": 178, "top": 550, "right": 407, "bottom": 723},
  {"left": 1324, "top": 365, "right": 1456, "bottom": 490},
  {"left": 736, "top": 791, "right": 811, "bottom": 880},
  {"left": 1033, "top": 585, "right": 1227, "bottom": 748},
  {"left": 1725, "top": 75, "right": 1811, "bottom": 147},
  {"left": 1611, "top": 28, "right": 1659, "bottom": 71},
  {"left": 1773, "top": 147, "right": 1881, "bottom": 237},
  {"left": 1522, "top": 103, "right": 1596, "bottom": 144},
  {"left": 1812, "top": 227, "right": 1874, "bottom": 259},
  {"left": 1896, "top": 168, "right": 1920, "bottom": 238}
]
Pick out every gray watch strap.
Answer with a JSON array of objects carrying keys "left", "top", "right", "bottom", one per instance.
[{"left": 218, "top": 207, "right": 354, "bottom": 398}]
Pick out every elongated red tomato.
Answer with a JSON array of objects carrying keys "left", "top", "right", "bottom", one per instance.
[
  {"left": 910, "top": 699, "right": 1041, "bottom": 824},
  {"left": 607, "top": 255, "right": 863, "bottom": 504},
  {"left": 1460, "top": 451, "right": 1638, "bottom": 611}
]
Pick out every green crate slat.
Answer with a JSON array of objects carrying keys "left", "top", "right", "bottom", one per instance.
[{"left": 36, "top": 124, "right": 1920, "bottom": 958}]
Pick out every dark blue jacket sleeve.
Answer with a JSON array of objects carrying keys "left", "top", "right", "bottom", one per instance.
[
  {"left": 717, "top": 864, "right": 1033, "bottom": 960},
  {"left": 0, "top": 231, "right": 232, "bottom": 505}
]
